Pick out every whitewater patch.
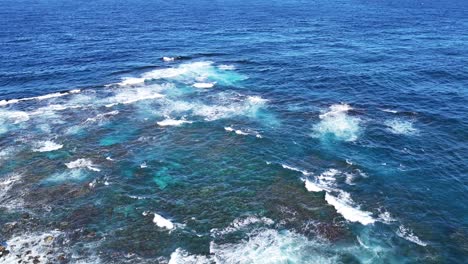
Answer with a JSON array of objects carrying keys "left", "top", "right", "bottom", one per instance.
[
  {"left": 302, "top": 169, "right": 338, "bottom": 192},
  {"left": 378, "top": 211, "right": 396, "bottom": 224},
  {"left": 169, "top": 228, "right": 378, "bottom": 264},
  {"left": 385, "top": 119, "right": 418, "bottom": 135},
  {"left": 1, "top": 231, "right": 63, "bottom": 263},
  {"left": 45, "top": 169, "right": 90, "bottom": 183},
  {"left": 163, "top": 56, "right": 175, "bottom": 62},
  {"left": 325, "top": 192, "right": 376, "bottom": 225},
  {"left": 218, "top": 64, "right": 236, "bottom": 70},
  {"left": 116, "top": 77, "right": 146, "bottom": 86},
  {"left": 168, "top": 248, "right": 211, "bottom": 264},
  {"left": 224, "top": 126, "right": 247, "bottom": 135},
  {"left": 0, "top": 89, "right": 80, "bottom": 107},
  {"left": 114, "top": 61, "right": 246, "bottom": 88},
  {"left": 65, "top": 159, "right": 100, "bottom": 172},
  {"left": 302, "top": 169, "right": 376, "bottom": 225},
  {"left": 0, "top": 109, "right": 30, "bottom": 124},
  {"left": 380, "top": 108, "right": 398, "bottom": 114},
  {"left": 224, "top": 126, "right": 263, "bottom": 138},
  {"left": 84, "top": 110, "right": 119, "bottom": 124},
  {"left": 32, "top": 140, "right": 63, "bottom": 152},
  {"left": 312, "top": 103, "right": 361, "bottom": 142},
  {"left": 209, "top": 229, "right": 341, "bottom": 264},
  {"left": 105, "top": 87, "right": 164, "bottom": 107},
  {"left": 304, "top": 179, "right": 324, "bottom": 192},
  {"left": 152, "top": 213, "right": 175, "bottom": 230},
  {"left": 157, "top": 118, "right": 193, "bottom": 127},
  {"left": 211, "top": 216, "right": 275, "bottom": 237},
  {"left": 396, "top": 225, "right": 427, "bottom": 247},
  {"left": 193, "top": 82, "right": 216, "bottom": 89},
  {"left": 158, "top": 94, "right": 268, "bottom": 122},
  {"left": 344, "top": 173, "right": 356, "bottom": 185},
  {"left": 169, "top": 215, "right": 391, "bottom": 263}
]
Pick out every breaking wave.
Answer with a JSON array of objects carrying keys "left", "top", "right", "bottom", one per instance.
[
  {"left": 312, "top": 104, "right": 361, "bottom": 142},
  {"left": 303, "top": 169, "right": 377, "bottom": 225}
]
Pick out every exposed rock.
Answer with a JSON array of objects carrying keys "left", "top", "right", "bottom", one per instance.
[
  {"left": 0, "top": 245, "right": 10, "bottom": 257},
  {"left": 57, "top": 254, "right": 66, "bottom": 262}
]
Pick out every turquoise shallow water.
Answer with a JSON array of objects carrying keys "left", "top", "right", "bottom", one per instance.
[{"left": 1, "top": 0, "right": 468, "bottom": 263}]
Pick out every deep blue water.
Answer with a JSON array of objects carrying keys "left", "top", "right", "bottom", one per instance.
[{"left": 1, "top": 0, "right": 468, "bottom": 263}]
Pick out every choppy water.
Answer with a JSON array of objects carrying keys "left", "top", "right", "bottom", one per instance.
[{"left": 1, "top": 0, "right": 468, "bottom": 263}]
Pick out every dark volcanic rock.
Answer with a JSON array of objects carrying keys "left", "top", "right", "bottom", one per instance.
[
  {"left": 0, "top": 245, "right": 10, "bottom": 257},
  {"left": 260, "top": 177, "right": 351, "bottom": 242}
]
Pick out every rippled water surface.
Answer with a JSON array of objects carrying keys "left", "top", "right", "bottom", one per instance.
[{"left": 1, "top": 0, "right": 468, "bottom": 263}]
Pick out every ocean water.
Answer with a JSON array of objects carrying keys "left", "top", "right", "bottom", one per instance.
[{"left": 1, "top": 0, "right": 468, "bottom": 263}]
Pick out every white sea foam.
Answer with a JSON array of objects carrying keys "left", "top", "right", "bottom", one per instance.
[
  {"left": 302, "top": 169, "right": 338, "bottom": 192},
  {"left": 172, "top": 216, "right": 386, "bottom": 264},
  {"left": 0, "top": 109, "right": 30, "bottom": 124},
  {"left": 32, "top": 140, "right": 63, "bottom": 152},
  {"left": 385, "top": 119, "right": 418, "bottom": 135},
  {"left": 105, "top": 87, "right": 165, "bottom": 107},
  {"left": 218, "top": 64, "right": 236, "bottom": 70},
  {"left": 235, "top": 130, "right": 249, "bottom": 135},
  {"left": 344, "top": 172, "right": 356, "bottom": 185},
  {"left": 157, "top": 118, "right": 192, "bottom": 127},
  {"left": 396, "top": 225, "right": 427, "bottom": 246},
  {"left": 163, "top": 56, "right": 175, "bottom": 62},
  {"left": 325, "top": 192, "right": 376, "bottom": 225},
  {"left": 130, "top": 195, "right": 149, "bottom": 200},
  {"left": 0, "top": 89, "right": 80, "bottom": 106},
  {"left": 224, "top": 126, "right": 250, "bottom": 136},
  {"left": 381, "top": 108, "right": 398, "bottom": 114},
  {"left": 319, "top": 103, "right": 353, "bottom": 118},
  {"left": 116, "top": 77, "right": 146, "bottom": 86},
  {"left": 153, "top": 213, "right": 175, "bottom": 230},
  {"left": 33, "top": 104, "right": 69, "bottom": 113},
  {"left": 302, "top": 169, "right": 376, "bottom": 225},
  {"left": 0, "top": 174, "right": 21, "bottom": 201},
  {"left": 2, "top": 231, "right": 63, "bottom": 264},
  {"left": 211, "top": 216, "right": 274, "bottom": 236},
  {"left": 84, "top": 111, "right": 119, "bottom": 123},
  {"left": 172, "top": 227, "right": 374, "bottom": 264},
  {"left": 210, "top": 229, "right": 338, "bottom": 264},
  {"left": 169, "top": 248, "right": 210, "bottom": 264},
  {"left": 247, "top": 95, "right": 268, "bottom": 105},
  {"left": 281, "top": 164, "right": 311, "bottom": 176},
  {"left": 46, "top": 170, "right": 89, "bottom": 183},
  {"left": 304, "top": 179, "right": 324, "bottom": 192},
  {"left": 113, "top": 61, "right": 247, "bottom": 88},
  {"left": 356, "top": 236, "right": 370, "bottom": 249},
  {"left": 312, "top": 103, "right": 360, "bottom": 142},
  {"left": 193, "top": 82, "right": 216, "bottom": 89},
  {"left": 378, "top": 211, "right": 396, "bottom": 223},
  {"left": 65, "top": 159, "right": 100, "bottom": 172},
  {"left": 142, "top": 61, "right": 214, "bottom": 81},
  {"left": 159, "top": 94, "right": 267, "bottom": 122},
  {"left": 0, "top": 99, "right": 20, "bottom": 106}
]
